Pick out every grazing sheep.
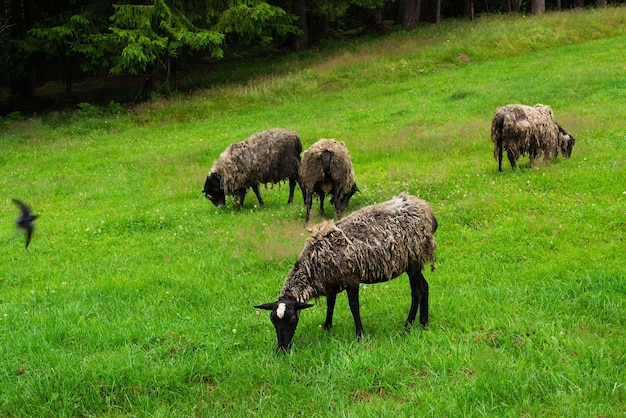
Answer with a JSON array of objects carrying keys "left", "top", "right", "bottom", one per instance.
[
  {"left": 255, "top": 193, "right": 438, "bottom": 350},
  {"left": 299, "top": 139, "right": 359, "bottom": 226},
  {"left": 203, "top": 128, "right": 303, "bottom": 209},
  {"left": 491, "top": 104, "right": 576, "bottom": 171}
]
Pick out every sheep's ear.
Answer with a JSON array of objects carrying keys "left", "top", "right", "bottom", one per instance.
[
  {"left": 214, "top": 172, "right": 224, "bottom": 189},
  {"left": 295, "top": 302, "right": 314, "bottom": 310},
  {"left": 254, "top": 302, "right": 278, "bottom": 311}
]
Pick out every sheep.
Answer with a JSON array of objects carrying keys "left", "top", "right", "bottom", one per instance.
[
  {"left": 203, "top": 128, "right": 303, "bottom": 209},
  {"left": 255, "top": 193, "right": 438, "bottom": 350},
  {"left": 299, "top": 139, "right": 359, "bottom": 226},
  {"left": 491, "top": 104, "right": 576, "bottom": 172}
]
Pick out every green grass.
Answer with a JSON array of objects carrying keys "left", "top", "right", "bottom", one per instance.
[{"left": 1, "top": 7, "right": 625, "bottom": 417}]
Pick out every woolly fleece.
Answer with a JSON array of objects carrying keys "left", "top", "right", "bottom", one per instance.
[
  {"left": 299, "top": 139, "right": 356, "bottom": 199},
  {"left": 491, "top": 103, "right": 560, "bottom": 166},
  {"left": 210, "top": 128, "right": 301, "bottom": 195},
  {"left": 280, "top": 193, "right": 437, "bottom": 303}
]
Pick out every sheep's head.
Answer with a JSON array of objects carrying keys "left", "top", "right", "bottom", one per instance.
[
  {"left": 334, "top": 183, "right": 360, "bottom": 219},
  {"left": 255, "top": 299, "right": 313, "bottom": 351},
  {"left": 203, "top": 172, "right": 226, "bottom": 207},
  {"left": 557, "top": 125, "right": 576, "bottom": 159}
]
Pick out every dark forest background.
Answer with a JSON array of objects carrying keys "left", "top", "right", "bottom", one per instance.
[{"left": 0, "top": 0, "right": 618, "bottom": 114}]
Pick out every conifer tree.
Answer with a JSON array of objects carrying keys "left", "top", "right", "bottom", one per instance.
[{"left": 14, "top": 0, "right": 298, "bottom": 96}]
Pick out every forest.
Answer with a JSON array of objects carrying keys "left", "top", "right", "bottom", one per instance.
[{"left": 0, "top": 0, "right": 621, "bottom": 108}]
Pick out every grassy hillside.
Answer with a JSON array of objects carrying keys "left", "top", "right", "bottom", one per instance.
[{"left": 1, "top": 7, "right": 625, "bottom": 417}]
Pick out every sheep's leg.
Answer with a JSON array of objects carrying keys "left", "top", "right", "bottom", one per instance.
[
  {"left": 287, "top": 178, "right": 296, "bottom": 204},
  {"left": 235, "top": 189, "right": 247, "bottom": 210},
  {"left": 418, "top": 274, "right": 429, "bottom": 327},
  {"left": 530, "top": 147, "right": 539, "bottom": 166},
  {"left": 406, "top": 264, "right": 429, "bottom": 331},
  {"left": 323, "top": 291, "right": 338, "bottom": 331},
  {"left": 319, "top": 192, "right": 326, "bottom": 217},
  {"left": 304, "top": 192, "right": 314, "bottom": 226},
  {"left": 506, "top": 149, "right": 517, "bottom": 170},
  {"left": 299, "top": 182, "right": 306, "bottom": 203},
  {"left": 346, "top": 285, "right": 364, "bottom": 339},
  {"left": 251, "top": 184, "right": 264, "bottom": 206},
  {"left": 497, "top": 139, "right": 504, "bottom": 172}
]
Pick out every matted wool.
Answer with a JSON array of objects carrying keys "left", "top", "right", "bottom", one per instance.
[
  {"left": 210, "top": 128, "right": 302, "bottom": 195},
  {"left": 299, "top": 139, "right": 356, "bottom": 199},
  {"left": 491, "top": 104, "right": 560, "bottom": 166},
  {"left": 280, "top": 193, "right": 437, "bottom": 303}
]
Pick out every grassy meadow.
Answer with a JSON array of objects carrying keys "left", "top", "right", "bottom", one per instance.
[{"left": 1, "top": 7, "right": 625, "bottom": 417}]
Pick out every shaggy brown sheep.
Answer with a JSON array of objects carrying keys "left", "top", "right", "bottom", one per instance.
[
  {"left": 491, "top": 104, "right": 575, "bottom": 171},
  {"left": 255, "top": 193, "right": 438, "bottom": 350},
  {"left": 299, "top": 139, "right": 359, "bottom": 226},
  {"left": 203, "top": 128, "right": 303, "bottom": 209}
]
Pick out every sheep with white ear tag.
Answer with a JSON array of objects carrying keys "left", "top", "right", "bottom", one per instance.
[{"left": 255, "top": 193, "right": 438, "bottom": 351}]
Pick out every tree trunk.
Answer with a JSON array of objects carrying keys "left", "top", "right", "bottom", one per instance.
[
  {"left": 65, "top": 56, "right": 72, "bottom": 93},
  {"left": 10, "top": 58, "right": 36, "bottom": 98},
  {"left": 320, "top": 13, "right": 329, "bottom": 39},
  {"left": 291, "top": 0, "right": 308, "bottom": 50},
  {"left": 9, "top": 0, "right": 37, "bottom": 98},
  {"left": 595, "top": 0, "right": 607, "bottom": 7},
  {"left": 171, "top": 56, "right": 177, "bottom": 91},
  {"left": 464, "top": 0, "right": 475, "bottom": 20},
  {"left": 397, "top": 0, "right": 421, "bottom": 29},
  {"left": 427, "top": 0, "right": 441, "bottom": 24},
  {"left": 369, "top": 7, "right": 385, "bottom": 31},
  {"left": 530, "top": 0, "right": 545, "bottom": 14}
]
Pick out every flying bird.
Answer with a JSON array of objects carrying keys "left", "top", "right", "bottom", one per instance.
[{"left": 12, "top": 198, "right": 39, "bottom": 249}]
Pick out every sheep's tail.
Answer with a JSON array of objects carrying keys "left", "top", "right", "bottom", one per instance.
[
  {"left": 321, "top": 150, "right": 332, "bottom": 176},
  {"left": 294, "top": 137, "right": 303, "bottom": 157}
]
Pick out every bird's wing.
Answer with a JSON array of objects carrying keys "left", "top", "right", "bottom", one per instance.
[{"left": 12, "top": 198, "right": 31, "bottom": 215}]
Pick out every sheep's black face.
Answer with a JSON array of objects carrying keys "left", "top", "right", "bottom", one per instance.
[
  {"left": 255, "top": 300, "right": 313, "bottom": 351},
  {"left": 203, "top": 172, "right": 226, "bottom": 207},
  {"left": 334, "top": 183, "right": 360, "bottom": 219},
  {"left": 557, "top": 125, "right": 576, "bottom": 159}
]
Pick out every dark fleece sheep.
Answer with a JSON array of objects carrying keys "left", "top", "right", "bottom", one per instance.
[
  {"left": 255, "top": 193, "right": 438, "bottom": 350},
  {"left": 203, "top": 128, "right": 302, "bottom": 209},
  {"left": 299, "top": 139, "right": 359, "bottom": 226},
  {"left": 491, "top": 104, "right": 576, "bottom": 171}
]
